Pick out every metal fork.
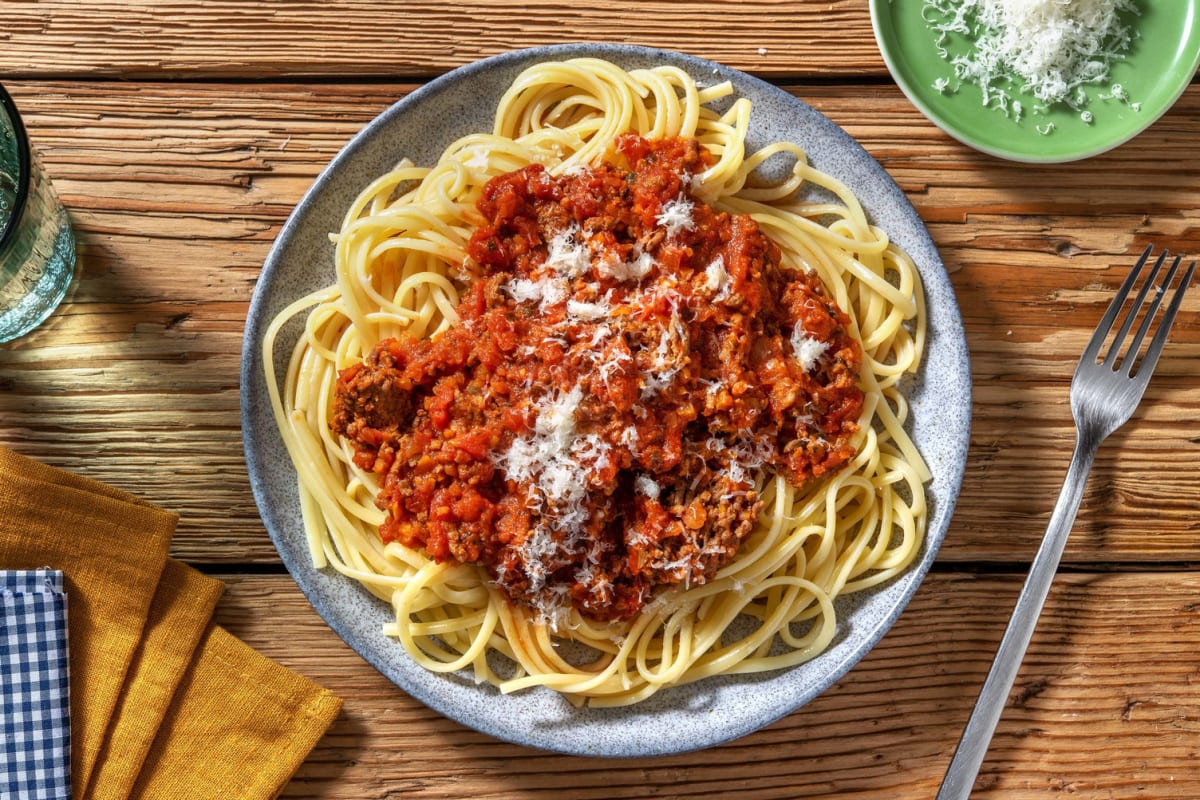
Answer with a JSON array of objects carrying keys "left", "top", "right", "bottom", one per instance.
[{"left": 937, "top": 245, "right": 1196, "bottom": 800}]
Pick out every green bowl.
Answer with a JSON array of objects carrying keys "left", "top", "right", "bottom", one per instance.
[{"left": 870, "top": 0, "right": 1200, "bottom": 163}]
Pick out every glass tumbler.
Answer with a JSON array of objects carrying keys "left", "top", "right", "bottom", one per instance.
[{"left": 0, "top": 83, "right": 76, "bottom": 343}]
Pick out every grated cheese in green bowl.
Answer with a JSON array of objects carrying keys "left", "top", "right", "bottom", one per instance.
[{"left": 924, "top": 0, "right": 1141, "bottom": 126}]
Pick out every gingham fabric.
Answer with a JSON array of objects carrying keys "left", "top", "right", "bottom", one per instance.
[{"left": 1, "top": 569, "right": 70, "bottom": 800}]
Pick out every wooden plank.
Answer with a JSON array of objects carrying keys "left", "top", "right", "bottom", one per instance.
[
  {"left": 212, "top": 571, "right": 1200, "bottom": 799},
  {"left": 2, "top": 82, "right": 1198, "bottom": 564},
  {"left": 1, "top": 1, "right": 884, "bottom": 80}
]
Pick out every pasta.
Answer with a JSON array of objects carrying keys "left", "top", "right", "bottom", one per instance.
[{"left": 262, "top": 58, "right": 930, "bottom": 706}]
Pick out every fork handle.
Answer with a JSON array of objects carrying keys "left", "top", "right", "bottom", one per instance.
[{"left": 937, "top": 432, "right": 1100, "bottom": 799}]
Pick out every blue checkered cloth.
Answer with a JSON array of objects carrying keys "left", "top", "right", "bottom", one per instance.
[{"left": 1, "top": 569, "right": 71, "bottom": 800}]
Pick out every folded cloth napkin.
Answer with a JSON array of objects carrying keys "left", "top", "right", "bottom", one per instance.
[
  {"left": 0, "top": 447, "right": 343, "bottom": 800},
  {"left": 1, "top": 569, "right": 71, "bottom": 800},
  {"left": 82, "top": 559, "right": 225, "bottom": 800},
  {"left": 128, "top": 624, "right": 343, "bottom": 800},
  {"left": 0, "top": 450, "right": 177, "bottom": 795}
]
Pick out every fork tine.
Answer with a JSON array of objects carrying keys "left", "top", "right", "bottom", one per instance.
[
  {"left": 1080, "top": 245, "right": 1156, "bottom": 366},
  {"left": 1101, "top": 246, "right": 1167, "bottom": 369},
  {"left": 1119, "top": 254, "right": 1183, "bottom": 375},
  {"left": 1130, "top": 258, "right": 1196, "bottom": 381}
]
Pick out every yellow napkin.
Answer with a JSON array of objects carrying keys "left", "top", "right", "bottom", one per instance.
[
  {"left": 129, "top": 624, "right": 343, "bottom": 800},
  {"left": 0, "top": 448, "right": 176, "bottom": 793},
  {"left": 0, "top": 447, "right": 342, "bottom": 799},
  {"left": 82, "top": 559, "right": 225, "bottom": 800}
]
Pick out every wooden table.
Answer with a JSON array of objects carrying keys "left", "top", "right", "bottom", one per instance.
[{"left": 4, "top": 3, "right": 1199, "bottom": 797}]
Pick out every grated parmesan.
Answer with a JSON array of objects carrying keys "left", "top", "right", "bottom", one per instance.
[
  {"left": 463, "top": 147, "right": 492, "bottom": 171},
  {"left": 598, "top": 248, "right": 655, "bottom": 283},
  {"left": 923, "top": 0, "right": 1141, "bottom": 126},
  {"left": 545, "top": 225, "right": 592, "bottom": 276},
  {"left": 504, "top": 276, "right": 567, "bottom": 309},
  {"left": 634, "top": 475, "right": 661, "bottom": 500},
  {"left": 791, "top": 322, "right": 830, "bottom": 373},
  {"left": 704, "top": 255, "right": 731, "bottom": 298},
  {"left": 656, "top": 196, "right": 696, "bottom": 237},
  {"left": 567, "top": 297, "right": 612, "bottom": 321}
]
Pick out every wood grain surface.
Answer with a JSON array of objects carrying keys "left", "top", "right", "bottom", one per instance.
[
  {"left": 2, "top": 4, "right": 1199, "bottom": 798},
  {"left": 2, "top": 1, "right": 882, "bottom": 79},
  {"left": 215, "top": 572, "right": 1200, "bottom": 799}
]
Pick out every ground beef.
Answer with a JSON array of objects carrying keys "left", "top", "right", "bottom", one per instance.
[{"left": 332, "top": 134, "right": 864, "bottom": 624}]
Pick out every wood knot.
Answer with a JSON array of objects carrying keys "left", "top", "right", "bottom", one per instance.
[{"left": 1055, "top": 240, "right": 1081, "bottom": 257}]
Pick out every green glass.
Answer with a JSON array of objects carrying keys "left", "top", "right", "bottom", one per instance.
[
  {"left": 870, "top": 0, "right": 1200, "bottom": 163},
  {"left": 0, "top": 83, "right": 76, "bottom": 343}
]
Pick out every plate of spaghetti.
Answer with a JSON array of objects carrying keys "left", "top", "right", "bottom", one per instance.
[{"left": 241, "top": 43, "right": 971, "bottom": 756}]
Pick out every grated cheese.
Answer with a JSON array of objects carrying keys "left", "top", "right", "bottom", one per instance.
[
  {"left": 655, "top": 196, "right": 696, "bottom": 237},
  {"left": 545, "top": 225, "right": 592, "bottom": 276},
  {"left": 463, "top": 147, "right": 492, "bottom": 171},
  {"left": 791, "top": 322, "right": 830, "bottom": 373},
  {"left": 704, "top": 255, "right": 730, "bottom": 297},
  {"left": 639, "top": 306, "right": 689, "bottom": 398},
  {"left": 599, "top": 248, "right": 655, "bottom": 282},
  {"left": 495, "top": 381, "right": 629, "bottom": 621},
  {"left": 567, "top": 296, "right": 611, "bottom": 321},
  {"left": 634, "top": 475, "right": 661, "bottom": 500},
  {"left": 504, "top": 276, "right": 567, "bottom": 309},
  {"left": 534, "top": 385, "right": 582, "bottom": 450},
  {"left": 923, "top": 0, "right": 1141, "bottom": 125},
  {"left": 517, "top": 525, "right": 557, "bottom": 590}
]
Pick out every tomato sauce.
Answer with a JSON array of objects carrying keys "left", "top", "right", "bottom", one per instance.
[{"left": 333, "top": 135, "right": 863, "bottom": 624}]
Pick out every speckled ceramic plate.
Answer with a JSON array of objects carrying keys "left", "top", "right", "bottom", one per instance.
[
  {"left": 870, "top": 0, "right": 1200, "bottom": 163},
  {"left": 241, "top": 43, "right": 971, "bottom": 757}
]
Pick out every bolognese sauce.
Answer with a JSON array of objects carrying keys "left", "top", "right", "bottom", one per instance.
[{"left": 332, "top": 134, "right": 863, "bottom": 625}]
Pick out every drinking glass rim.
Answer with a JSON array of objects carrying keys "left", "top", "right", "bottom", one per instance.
[{"left": 0, "top": 82, "right": 32, "bottom": 254}]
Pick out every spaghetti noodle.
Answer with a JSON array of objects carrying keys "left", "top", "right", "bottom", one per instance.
[{"left": 263, "top": 58, "right": 929, "bottom": 706}]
